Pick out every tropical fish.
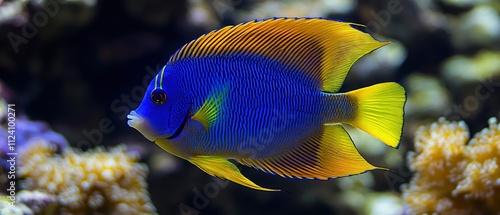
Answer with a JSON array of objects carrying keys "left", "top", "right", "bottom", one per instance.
[{"left": 128, "top": 17, "right": 406, "bottom": 191}]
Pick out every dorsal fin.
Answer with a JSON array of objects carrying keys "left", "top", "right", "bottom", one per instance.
[{"left": 168, "top": 17, "right": 389, "bottom": 92}]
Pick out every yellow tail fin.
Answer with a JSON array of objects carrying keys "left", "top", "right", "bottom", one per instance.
[{"left": 346, "top": 82, "right": 406, "bottom": 148}]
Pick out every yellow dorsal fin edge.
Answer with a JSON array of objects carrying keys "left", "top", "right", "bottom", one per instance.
[{"left": 168, "top": 17, "right": 389, "bottom": 93}]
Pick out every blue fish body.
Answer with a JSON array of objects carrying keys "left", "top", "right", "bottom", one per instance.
[
  {"left": 166, "top": 55, "right": 330, "bottom": 157},
  {"left": 128, "top": 17, "right": 406, "bottom": 191}
]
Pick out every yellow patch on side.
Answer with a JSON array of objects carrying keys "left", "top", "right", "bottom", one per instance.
[
  {"left": 192, "top": 86, "right": 228, "bottom": 129},
  {"left": 168, "top": 17, "right": 388, "bottom": 93},
  {"left": 236, "top": 125, "right": 382, "bottom": 179}
]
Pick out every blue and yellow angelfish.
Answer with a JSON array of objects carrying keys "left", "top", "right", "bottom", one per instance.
[{"left": 128, "top": 17, "right": 406, "bottom": 191}]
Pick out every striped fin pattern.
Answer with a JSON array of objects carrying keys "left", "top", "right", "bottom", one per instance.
[
  {"left": 236, "top": 125, "right": 381, "bottom": 179},
  {"left": 168, "top": 17, "right": 388, "bottom": 92}
]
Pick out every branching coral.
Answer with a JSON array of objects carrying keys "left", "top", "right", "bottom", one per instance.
[
  {"left": 0, "top": 96, "right": 68, "bottom": 167},
  {"left": 19, "top": 140, "right": 157, "bottom": 215},
  {"left": 0, "top": 190, "right": 58, "bottom": 215},
  {"left": 403, "top": 117, "right": 500, "bottom": 215}
]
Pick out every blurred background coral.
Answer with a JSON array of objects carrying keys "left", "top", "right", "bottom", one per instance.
[{"left": 0, "top": 0, "right": 499, "bottom": 214}]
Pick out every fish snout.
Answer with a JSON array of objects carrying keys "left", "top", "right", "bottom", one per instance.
[
  {"left": 127, "top": 110, "right": 156, "bottom": 141},
  {"left": 127, "top": 110, "right": 144, "bottom": 128}
]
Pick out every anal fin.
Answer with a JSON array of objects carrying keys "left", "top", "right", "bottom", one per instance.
[
  {"left": 188, "top": 156, "right": 279, "bottom": 191},
  {"left": 236, "top": 125, "right": 382, "bottom": 179}
]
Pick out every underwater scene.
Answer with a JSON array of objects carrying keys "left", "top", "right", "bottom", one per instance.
[{"left": 0, "top": 0, "right": 499, "bottom": 214}]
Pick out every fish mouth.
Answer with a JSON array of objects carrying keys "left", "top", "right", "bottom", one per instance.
[
  {"left": 128, "top": 110, "right": 188, "bottom": 141},
  {"left": 127, "top": 111, "right": 144, "bottom": 128},
  {"left": 127, "top": 111, "right": 156, "bottom": 141}
]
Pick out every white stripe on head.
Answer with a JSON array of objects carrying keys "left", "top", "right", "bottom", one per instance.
[
  {"left": 159, "top": 65, "right": 166, "bottom": 90},
  {"left": 153, "top": 65, "right": 167, "bottom": 90}
]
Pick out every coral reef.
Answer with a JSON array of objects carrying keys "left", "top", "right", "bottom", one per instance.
[
  {"left": 0, "top": 91, "right": 157, "bottom": 214},
  {"left": 0, "top": 190, "right": 58, "bottom": 215},
  {"left": 0, "top": 194, "right": 29, "bottom": 215},
  {"left": 1, "top": 0, "right": 499, "bottom": 214},
  {"left": 0, "top": 116, "right": 68, "bottom": 155},
  {"left": 403, "top": 117, "right": 500, "bottom": 214},
  {"left": 0, "top": 93, "right": 68, "bottom": 161},
  {"left": 19, "top": 140, "right": 157, "bottom": 215},
  {"left": 16, "top": 190, "right": 58, "bottom": 215}
]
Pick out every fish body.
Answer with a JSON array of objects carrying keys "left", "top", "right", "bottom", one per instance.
[
  {"left": 128, "top": 17, "right": 406, "bottom": 191},
  {"left": 155, "top": 56, "right": 327, "bottom": 157}
]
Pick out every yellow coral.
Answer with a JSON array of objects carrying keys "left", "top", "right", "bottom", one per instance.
[
  {"left": 19, "top": 140, "right": 157, "bottom": 215},
  {"left": 403, "top": 117, "right": 500, "bottom": 215}
]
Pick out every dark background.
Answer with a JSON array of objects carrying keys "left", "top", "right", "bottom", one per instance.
[{"left": 1, "top": 0, "right": 499, "bottom": 214}]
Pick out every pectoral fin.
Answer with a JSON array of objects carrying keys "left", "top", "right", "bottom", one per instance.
[
  {"left": 188, "top": 156, "right": 279, "bottom": 191},
  {"left": 191, "top": 85, "right": 228, "bottom": 129}
]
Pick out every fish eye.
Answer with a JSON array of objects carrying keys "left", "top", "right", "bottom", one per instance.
[{"left": 150, "top": 89, "right": 167, "bottom": 105}]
